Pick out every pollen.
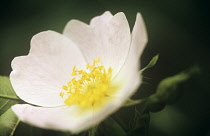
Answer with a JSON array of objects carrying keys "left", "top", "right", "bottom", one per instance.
[{"left": 60, "top": 57, "right": 117, "bottom": 110}]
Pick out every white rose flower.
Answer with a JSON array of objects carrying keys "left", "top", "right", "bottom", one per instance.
[{"left": 10, "top": 11, "right": 147, "bottom": 133}]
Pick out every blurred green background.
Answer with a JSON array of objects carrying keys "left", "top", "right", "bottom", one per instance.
[{"left": 0, "top": 0, "right": 209, "bottom": 136}]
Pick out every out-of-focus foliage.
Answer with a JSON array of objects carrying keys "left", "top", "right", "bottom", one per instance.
[
  {"left": 0, "top": 76, "right": 19, "bottom": 115},
  {"left": 145, "top": 65, "right": 200, "bottom": 112},
  {"left": 0, "top": 109, "right": 19, "bottom": 136},
  {"left": 0, "top": 76, "right": 20, "bottom": 136}
]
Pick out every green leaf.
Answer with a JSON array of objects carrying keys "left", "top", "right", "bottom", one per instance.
[
  {"left": 99, "top": 117, "right": 126, "bottom": 136},
  {"left": 139, "top": 54, "right": 159, "bottom": 73},
  {"left": 123, "top": 99, "right": 142, "bottom": 107},
  {"left": 0, "top": 76, "right": 20, "bottom": 115},
  {"left": 0, "top": 108, "right": 19, "bottom": 136}
]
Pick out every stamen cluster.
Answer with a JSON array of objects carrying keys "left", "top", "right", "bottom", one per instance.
[{"left": 60, "top": 57, "right": 113, "bottom": 109}]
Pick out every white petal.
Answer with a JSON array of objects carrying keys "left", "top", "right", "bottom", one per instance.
[
  {"left": 63, "top": 12, "right": 131, "bottom": 78},
  {"left": 90, "top": 11, "right": 113, "bottom": 26},
  {"left": 12, "top": 100, "right": 123, "bottom": 133},
  {"left": 113, "top": 12, "right": 148, "bottom": 100},
  {"left": 112, "top": 58, "right": 141, "bottom": 101},
  {"left": 131, "top": 13, "right": 148, "bottom": 57},
  {"left": 10, "top": 31, "right": 86, "bottom": 107}
]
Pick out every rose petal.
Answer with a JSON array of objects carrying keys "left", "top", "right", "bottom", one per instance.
[
  {"left": 113, "top": 12, "right": 148, "bottom": 100},
  {"left": 10, "top": 31, "right": 86, "bottom": 107},
  {"left": 112, "top": 56, "right": 141, "bottom": 101},
  {"left": 12, "top": 98, "right": 124, "bottom": 133},
  {"left": 90, "top": 11, "right": 113, "bottom": 26},
  {"left": 131, "top": 12, "right": 148, "bottom": 58},
  {"left": 63, "top": 12, "right": 131, "bottom": 78}
]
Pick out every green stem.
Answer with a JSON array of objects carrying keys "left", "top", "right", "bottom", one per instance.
[{"left": 0, "top": 94, "right": 20, "bottom": 100}]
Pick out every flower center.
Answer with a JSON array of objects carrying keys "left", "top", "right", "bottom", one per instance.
[{"left": 60, "top": 57, "right": 117, "bottom": 110}]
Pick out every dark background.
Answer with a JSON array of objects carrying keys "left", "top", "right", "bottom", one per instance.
[{"left": 0, "top": 0, "right": 209, "bottom": 136}]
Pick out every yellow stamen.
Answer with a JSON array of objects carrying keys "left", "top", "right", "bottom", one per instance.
[
  {"left": 94, "top": 57, "right": 101, "bottom": 63},
  {"left": 86, "top": 63, "right": 90, "bottom": 69},
  {"left": 60, "top": 57, "right": 118, "bottom": 110},
  {"left": 62, "top": 85, "right": 68, "bottom": 91},
  {"left": 59, "top": 92, "right": 64, "bottom": 98}
]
